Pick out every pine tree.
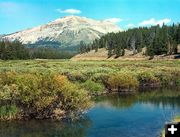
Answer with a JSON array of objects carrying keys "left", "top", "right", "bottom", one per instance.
[
  {"left": 177, "top": 24, "right": 180, "bottom": 44},
  {"left": 94, "top": 39, "right": 99, "bottom": 52},
  {"left": 122, "top": 48, "right": 125, "bottom": 56},
  {"left": 88, "top": 23, "right": 179, "bottom": 56},
  {"left": 0, "top": 41, "right": 5, "bottom": 59},
  {"left": 108, "top": 40, "right": 113, "bottom": 58}
]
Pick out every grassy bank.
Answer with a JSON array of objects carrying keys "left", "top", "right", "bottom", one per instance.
[
  {"left": 1, "top": 60, "right": 179, "bottom": 91},
  {"left": 174, "top": 116, "right": 180, "bottom": 122},
  {"left": 162, "top": 115, "right": 180, "bottom": 137},
  {"left": 0, "top": 60, "right": 179, "bottom": 120}
]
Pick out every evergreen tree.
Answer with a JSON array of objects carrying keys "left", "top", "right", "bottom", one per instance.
[
  {"left": 108, "top": 40, "right": 113, "bottom": 58},
  {"left": 177, "top": 24, "right": 180, "bottom": 44}
]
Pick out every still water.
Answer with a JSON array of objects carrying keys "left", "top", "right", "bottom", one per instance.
[{"left": 0, "top": 89, "right": 180, "bottom": 137}]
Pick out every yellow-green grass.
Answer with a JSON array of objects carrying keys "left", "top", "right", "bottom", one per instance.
[
  {"left": 0, "top": 59, "right": 179, "bottom": 120},
  {"left": 0, "top": 60, "right": 179, "bottom": 76},
  {"left": 174, "top": 116, "right": 180, "bottom": 122},
  {"left": 0, "top": 60, "right": 179, "bottom": 90}
]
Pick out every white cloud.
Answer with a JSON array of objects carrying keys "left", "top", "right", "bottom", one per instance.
[
  {"left": 104, "top": 18, "right": 123, "bottom": 24},
  {"left": 56, "top": 9, "right": 81, "bottom": 14},
  {"left": 126, "top": 23, "right": 136, "bottom": 28},
  {"left": 139, "top": 18, "right": 171, "bottom": 26}
]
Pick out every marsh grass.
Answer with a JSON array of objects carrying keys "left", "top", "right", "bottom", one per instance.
[
  {"left": 0, "top": 105, "right": 19, "bottom": 120},
  {"left": 0, "top": 60, "right": 179, "bottom": 89},
  {"left": 0, "top": 60, "right": 179, "bottom": 120},
  {"left": 107, "top": 72, "right": 139, "bottom": 91},
  {"left": 81, "top": 80, "right": 104, "bottom": 94}
]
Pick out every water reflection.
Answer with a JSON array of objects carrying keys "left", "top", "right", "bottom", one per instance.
[
  {"left": 0, "top": 118, "right": 92, "bottom": 137},
  {"left": 94, "top": 89, "right": 180, "bottom": 109},
  {"left": 0, "top": 89, "right": 180, "bottom": 137},
  {"left": 94, "top": 94, "right": 137, "bottom": 109}
]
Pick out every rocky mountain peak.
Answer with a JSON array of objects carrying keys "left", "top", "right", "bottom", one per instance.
[{"left": 2, "top": 16, "right": 121, "bottom": 48}]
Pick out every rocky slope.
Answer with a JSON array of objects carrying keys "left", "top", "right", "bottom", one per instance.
[{"left": 2, "top": 16, "right": 121, "bottom": 48}]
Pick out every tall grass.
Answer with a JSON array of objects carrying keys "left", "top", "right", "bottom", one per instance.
[
  {"left": 0, "top": 60, "right": 179, "bottom": 120},
  {"left": 107, "top": 72, "right": 139, "bottom": 91}
]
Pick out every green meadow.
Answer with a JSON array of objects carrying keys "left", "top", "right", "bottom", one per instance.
[{"left": 0, "top": 59, "right": 180, "bottom": 120}]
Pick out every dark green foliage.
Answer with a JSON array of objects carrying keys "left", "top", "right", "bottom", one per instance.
[
  {"left": 0, "top": 41, "right": 29, "bottom": 60},
  {"left": 29, "top": 48, "right": 75, "bottom": 59},
  {"left": 0, "top": 41, "right": 75, "bottom": 60},
  {"left": 0, "top": 105, "right": 19, "bottom": 119},
  {"left": 177, "top": 24, "right": 180, "bottom": 44},
  {"left": 79, "top": 23, "right": 180, "bottom": 57}
]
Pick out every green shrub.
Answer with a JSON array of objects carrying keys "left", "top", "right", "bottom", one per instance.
[
  {"left": 137, "top": 71, "right": 160, "bottom": 85},
  {"left": 66, "top": 72, "right": 88, "bottom": 82},
  {"left": 156, "top": 72, "right": 172, "bottom": 86},
  {"left": 53, "top": 75, "right": 92, "bottom": 114},
  {"left": 0, "top": 72, "right": 92, "bottom": 120},
  {"left": 177, "top": 79, "right": 180, "bottom": 86},
  {"left": 107, "top": 72, "right": 139, "bottom": 91},
  {"left": 169, "top": 70, "right": 180, "bottom": 86},
  {"left": 91, "top": 73, "right": 109, "bottom": 84},
  {"left": 82, "top": 80, "right": 104, "bottom": 94},
  {"left": 0, "top": 105, "right": 19, "bottom": 120}
]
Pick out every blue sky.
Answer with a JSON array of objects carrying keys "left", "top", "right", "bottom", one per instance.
[{"left": 0, "top": 0, "right": 180, "bottom": 34}]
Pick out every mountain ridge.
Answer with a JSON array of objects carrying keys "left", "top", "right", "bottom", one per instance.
[{"left": 2, "top": 16, "right": 121, "bottom": 48}]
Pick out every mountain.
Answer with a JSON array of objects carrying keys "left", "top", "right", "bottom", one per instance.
[
  {"left": 0, "top": 35, "right": 5, "bottom": 40},
  {"left": 2, "top": 16, "right": 121, "bottom": 49}
]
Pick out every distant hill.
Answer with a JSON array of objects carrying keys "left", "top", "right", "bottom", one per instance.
[
  {"left": 72, "top": 48, "right": 179, "bottom": 60},
  {"left": 2, "top": 16, "right": 120, "bottom": 49},
  {"left": 78, "top": 23, "right": 180, "bottom": 58},
  {"left": 0, "top": 35, "right": 5, "bottom": 40},
  {"left": 72, "top": 48, "right": 148, "bottom": 60}
]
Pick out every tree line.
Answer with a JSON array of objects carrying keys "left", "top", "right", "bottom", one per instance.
[
  {"left": 0, "top": 41, "right": 74, "bottom": 60},
  {"left": 79, "top": 23, "right": 180, "bottom": 58}
]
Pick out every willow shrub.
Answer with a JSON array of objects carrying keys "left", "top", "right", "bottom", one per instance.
[
  {"left": 155, "top": 71, "right": 180, "bottom": 86},
  {"left": 0, "top": 105, "right": 19, "bottom": 120},
  {"left": 137, "top": 71, "right": 160, "bottom": 87},
  {"left": 81, "top": 80, "right": 104, "bottom": 94},
  {"left": 107, "top": 72, "right": 139, "bottom": 91},
  {"left": 65, "top": 72, "right": 88, "bottom": 82},
  {"left": 0, "top": 72, "right": 92, "bottom": 120}
]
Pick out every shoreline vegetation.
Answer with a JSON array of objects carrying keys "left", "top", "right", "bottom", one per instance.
[
  {"left": 0, "top": 73, "right": 92, "bottom": 121},
  {"left": 0, "top": 60, "right": 180, "bottom": 121},
  {"left": 161, "top": 115, "right": 180, "bottom": 137}
]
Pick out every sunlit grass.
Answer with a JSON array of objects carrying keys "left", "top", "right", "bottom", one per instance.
[{"left": 0, "top": 59, "right": 179, "bottom": 120}]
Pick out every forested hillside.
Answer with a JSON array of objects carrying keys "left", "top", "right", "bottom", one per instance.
[
  {"left": 1, "top": 24, "right": 180, "bottom": 60},
  {"left": 79, "top": 24, "right": 180, "bottom": 58},
  {"left": 0, "top": 41, "right": 74, "bottom": 60}
]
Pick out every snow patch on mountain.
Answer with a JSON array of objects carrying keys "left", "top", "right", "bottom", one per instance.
[{"left": 3, "top": 16, "right": 121, "bottom": 47}]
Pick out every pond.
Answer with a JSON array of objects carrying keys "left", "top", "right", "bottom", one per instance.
[{"left": 0, "top": 89, "right": 180, "bottom": 137}]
